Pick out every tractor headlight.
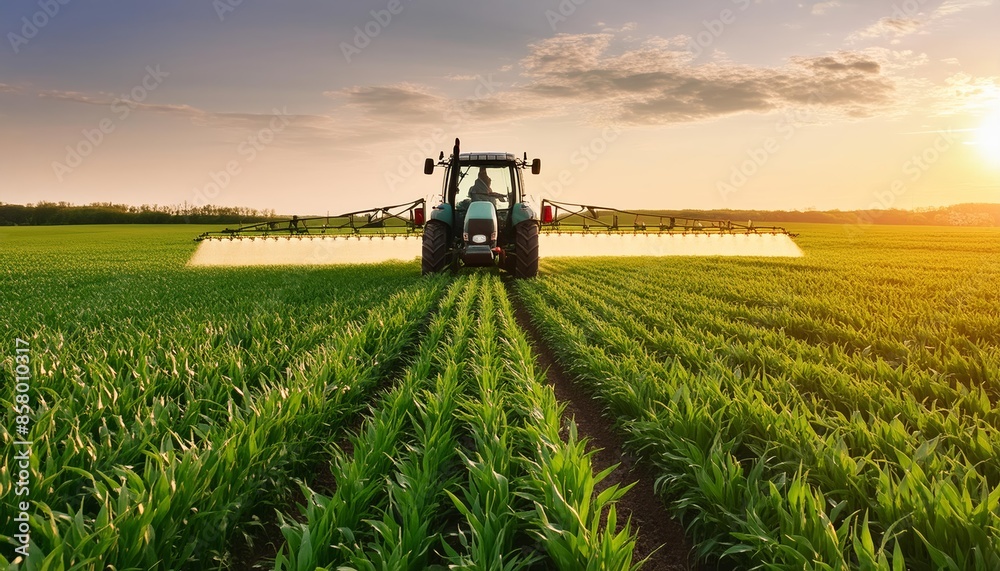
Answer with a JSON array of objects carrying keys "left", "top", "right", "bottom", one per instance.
[{"left": 472, "top": 234, "right": 487, "bottom": 244}]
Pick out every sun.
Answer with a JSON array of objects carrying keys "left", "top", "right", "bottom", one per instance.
[{"left": 975, "top": 105, "right": 1000, "bottom": 165}]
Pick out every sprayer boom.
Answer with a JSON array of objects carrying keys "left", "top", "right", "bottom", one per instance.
[
  {"left": 537, "top": 200, "right": 802, "bottom": 258},
  {"left": 194, "top": 199, "right": 426, "bottom": 241},
  {"left": 540, "top": 200, "right": 796, "bottom": 236}
]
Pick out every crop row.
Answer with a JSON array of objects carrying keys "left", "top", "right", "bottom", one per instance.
[
  {"left": 550, "top": 266, "right": 999, "bottom": 474},
  {"left": 516, "top": 249, "right": 1000, "bottom": 570},
  {"left": 2, "top": 251, "right": 444, "bottom": 568},
  {"left": 276, "top": 274, "right": 638, "bottom": 570}
]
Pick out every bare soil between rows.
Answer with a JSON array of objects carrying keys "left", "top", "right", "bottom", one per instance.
[{"left": 507, "top": 287, "right": 695, "bottom": 571}]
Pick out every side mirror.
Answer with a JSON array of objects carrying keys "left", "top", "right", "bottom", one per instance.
[
  {"left": 424, "top": 158, "right": 435, "bottom": 175},
  {"left": 531, "top": 159, "right": 541, "bottom": 175}
]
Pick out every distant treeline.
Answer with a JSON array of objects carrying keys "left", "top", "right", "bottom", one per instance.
[
  {"left": 651, "top": 203, "right": 1000, "bottom": 227},
  {"left": 3, "top": 201, "right": 999, "bottom": 228},
  {"left": 0, "top": 202, "right": 277, "bottom": 226}
]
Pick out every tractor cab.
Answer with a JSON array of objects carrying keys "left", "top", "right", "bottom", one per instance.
[
  {"left": 422, "top": 139, "right": 542, "bottom": 278},
  {"left": 448, "top": 156, "right": 517, "bottom": 247}
]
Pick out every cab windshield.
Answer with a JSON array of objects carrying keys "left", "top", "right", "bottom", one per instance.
[{"left": 453, "top": 165, "right": 514, "bottom": 208}]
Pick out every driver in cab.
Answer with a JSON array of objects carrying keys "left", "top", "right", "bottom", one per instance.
[{"left": 469, "top": 168, "right": 500, "bottom": 207}]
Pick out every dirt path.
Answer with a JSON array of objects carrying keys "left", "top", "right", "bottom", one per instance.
[{"left": 508, "top": 288, "right": 695, "bottom": 571}]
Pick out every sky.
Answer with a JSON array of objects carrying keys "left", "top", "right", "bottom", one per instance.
[{"left": 1, "top": 0, "right": 999, "bottom": 214}]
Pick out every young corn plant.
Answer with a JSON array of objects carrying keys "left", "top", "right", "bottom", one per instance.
[
  {"left": 340, "top": 360, "right": 464, "bottom": 570},
  {"left": 275, "top": 277, "right": 473, "bottom": 570},
  {"left": 442, "top": 279, "right": 537, "bottom": 570},
  {"left": 519, "top": 420, "right": 637, "bottom": 571}
]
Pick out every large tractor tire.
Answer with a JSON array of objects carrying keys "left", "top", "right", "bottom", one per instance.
[
  {"left": 422, "top": 220, "right": 449, "bottom": 275},
  {"left": 514, "top": 221, "right": 539, "bottom": 279}
]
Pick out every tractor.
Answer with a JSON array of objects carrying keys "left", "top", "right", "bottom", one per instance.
[{"left": 421, "top": 138, "right": 541, "bottom": 278}]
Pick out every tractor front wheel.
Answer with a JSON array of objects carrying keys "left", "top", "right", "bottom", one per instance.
[
  {"left": 422, "top": 220, "right": 449, "bottom": 275},
  {"left": 514, "top": 221, "right": 539, "bottom": 279}
]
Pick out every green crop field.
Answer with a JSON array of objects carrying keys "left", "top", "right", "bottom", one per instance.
[
  {"left": 2, "top": 223, "right": 999, "bottom": 570},
  {"left": 518, "top": 224, "right": 1000, "bottom": 570}
]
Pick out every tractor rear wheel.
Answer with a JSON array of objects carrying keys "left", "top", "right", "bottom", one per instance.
[
  {"left": 514, "top": 221, "right": 539, "bottom": 278},
  {"left": 422, "top": 220, "right": 449, "bottom": 275}
]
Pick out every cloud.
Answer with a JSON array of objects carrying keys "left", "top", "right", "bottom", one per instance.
[
  {"left": 849, "top": 17, "right": 923, "bottom": 43},
  {"left": 811, "top": 1, "right": 842, "bottom": 15},
  {"left": 37, "top": 89, "right": 109, "bottom": 105},
  {"left": 33, "top": 87, "right": 344, "bottom": 146},
  {"left": 330, "top": 84, "right": 448, "bottom": 122},
  {"left": 326, "top": 77, "right": 552, "bottom": 134},
  {"left": 849, "top": 0, "right": 993, "bottom": 43},
  {"left": 516, "top": 34, "right": 895, "bottom": 124},
  {"left": 38, "top": 89, "right": 207, "bottom": 117},
  {"left": 795, "top": 55, "right": 881, "bottom": 74},
  {"left": 328, "top": 33, "right": 901, "bottom": 129},
  {"left": 0, "top": 83, "right": 19, "bottom": 93},
  {"left": 934, "top": 0, "right": 994, "bottom": 17},
  {"left": 928, "top": 73, "right": 1000, "bottom": 115},
  {"left": 26, "top": 30, "right": 911, "bottom": 143},
  {"left": 600, "top": 21, "right": 638, "bottom": 33},
  {"left": 520, "top": 33, "right": 619, "bottom": 78},
  {"left": 444, "top": 73, "right": 482, "bottom": 81}
]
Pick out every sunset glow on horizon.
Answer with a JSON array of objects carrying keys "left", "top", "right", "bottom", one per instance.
[
  {"left": 975, "top": 102, "right": 1000, "bottom": 166},
  {"left": 1, "top": 1, "right": 998, "bottom": 215}
]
